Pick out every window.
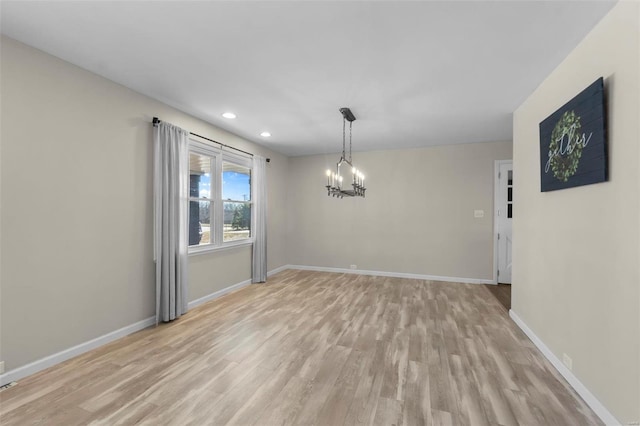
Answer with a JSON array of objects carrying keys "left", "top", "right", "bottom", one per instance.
[
  {"left": 188, "top": 139, "right": 252, "bottom": 253},
  {"left": 189, "top": 152, "right": 214, "bottom": 246},
  {"left": 223, "top": 162, "right": 251, "bottom": 242}
]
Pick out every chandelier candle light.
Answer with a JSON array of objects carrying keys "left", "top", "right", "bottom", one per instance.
[{"left": 325, "top": 107, "right": 367, "bottom": 198}]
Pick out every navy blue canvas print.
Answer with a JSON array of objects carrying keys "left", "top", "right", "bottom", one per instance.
[{"left": 539, "top": 77, "right": 607, "bottom": 192}]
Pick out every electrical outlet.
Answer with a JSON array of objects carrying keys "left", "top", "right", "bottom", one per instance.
[
  {"left": 562, "top": 353, "right": 572, "bottom": 371},
  {"left": 0, "top": 361, "right": 4, "bottom": 374},
  {"left": 350, "top": 264, "right": 357, "bottom": 270},
  {"left": 474, "top": 209, "right": 484, "bottom": 218}
]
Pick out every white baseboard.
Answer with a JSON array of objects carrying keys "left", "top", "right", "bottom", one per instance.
[
  {"left": 188, "top": 279, "right": 252, "bottom": 309},
  {"left": 187, "top": 265, "right": 290, "bottom": 310},
  {"left": 286, "top": 264, "right": 494, "bottom": 285},
  {"left": 267, "top": 264, "right": 290, "bottom": 277},
  {"left": 0, "top": 265, "right": 492, "bottom": 388},
  {"left": 0, "top": 269, "right": 293, "bottom": 387},
  {"left": 0, "top": 316, "right": 155, "bottom": 387},
  {"left": 509, "top": 310, "right": 622, "bottom": 426}
]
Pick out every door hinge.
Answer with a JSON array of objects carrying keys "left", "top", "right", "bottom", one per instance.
[
  {"left": 498, "top": 270, "right": 500, "bottom": 276},
  {"left": 499, "top": 172, "right": 501, "bottom": 179},
  {"left": 498, "top": 233, "right": 500, "bottom": 240}
]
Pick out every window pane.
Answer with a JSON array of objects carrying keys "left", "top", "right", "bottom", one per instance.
[
  {"left": 223, "top": 163, "right": 251, "bottom": 201},
  {"left": 507, "top": 203, "right": 512, "bottom": 219},
  {"left": 189, "top": 200, "right": 211, "bottom": 246},
  {"left": 190, "top": 153, "right": 211, "bottom": 199},
  {"left": 508, "top": 187, "right": 512, "bottom": 202},
  {"left": 223, "top": 202, "right": 251, "bottom": 242}
]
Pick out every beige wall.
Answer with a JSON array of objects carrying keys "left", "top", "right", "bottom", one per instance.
[
  {"left": 288, "top": 141, "right": 512, "bottom": 280},
  {"left": 189, "top": 247, "right": 251, "bottom": 302},
  {"left": 0, "top": 37, "right": 289, "bottom": 371},
  {"left": 512, "top": 2, "right": 640, "bottom": 423}
]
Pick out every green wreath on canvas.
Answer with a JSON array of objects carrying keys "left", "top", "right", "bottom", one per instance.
[{"left": 549, "top": 110, "right": 583, "bottom": 182}]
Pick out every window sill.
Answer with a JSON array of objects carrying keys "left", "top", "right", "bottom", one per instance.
[{"left": 188, "top": 240, "right": 253, "bottom": 257}]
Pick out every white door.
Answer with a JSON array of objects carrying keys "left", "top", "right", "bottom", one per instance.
[{"left": 496, "top": 162, "right": 513, "bottom": 284}]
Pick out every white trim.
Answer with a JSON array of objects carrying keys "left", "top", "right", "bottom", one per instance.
[
  {"left": 509, "top": 310, "right": 622, "bottom": 426},
  {"left": 493, "top": 159, "right": 512, "bottom": 285},
  {"left": 267, "top": 264, "right": 290, "bottom": 277},
  {"left": 187, "top": 278, "right": 252, "bottom": 309},
  {"left": 0, "top": 268, "right": 293, "bottom": 387},
  {"left": 0, "top": 316, "right": 155, "bottom": 387},
  {"left": 286, "top": 264, "right": 494, "bottom": 284},
  {"left": 188, "top": 264, "right": 294, "bottom": 309},
  {"left": 188, "top": 239, "right": 252, "bottom": 256},
  {"left": 185, "top": 264, "right": 292, "bottom": 309}
]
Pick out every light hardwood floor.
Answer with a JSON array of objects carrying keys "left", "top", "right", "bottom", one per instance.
[{"left": 0, "top": 270, "right": 601, "bottom": 425}]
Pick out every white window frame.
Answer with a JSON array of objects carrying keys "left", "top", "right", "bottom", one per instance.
[{"left": 188, "top": 138, "right": 254, "bottom": 255}]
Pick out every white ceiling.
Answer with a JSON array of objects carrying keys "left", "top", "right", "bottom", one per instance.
[{"left": 1, "top": 1, "right": 615, "bottom": 157}]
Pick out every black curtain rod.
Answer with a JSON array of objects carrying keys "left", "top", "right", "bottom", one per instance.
[{"left": 153, "top": 117, "right": 270, "bottom": 162}]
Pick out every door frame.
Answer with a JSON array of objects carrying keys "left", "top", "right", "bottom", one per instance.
[{"left": 493, "top": 159, "right": 513, "bottom": 285}]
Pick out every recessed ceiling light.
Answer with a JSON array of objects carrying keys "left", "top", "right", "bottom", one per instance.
[
  {"left": 260, "top": 131, "right": 271, "bottom": 137},
  {"left": 222, "top": 112, "right": 236, "bottom": 119}
]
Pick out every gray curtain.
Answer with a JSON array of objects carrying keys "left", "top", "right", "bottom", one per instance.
[
  {"left": 153, "top": 121, "right": 189, "bottom": 323},
  {"left": 252, "top": 156, "right": 267, "bottom": 283}
]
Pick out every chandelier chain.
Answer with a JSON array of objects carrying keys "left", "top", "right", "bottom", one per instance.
[
  {"left": 342, "top": 117, "right": 346, "bottom": 158},
  {"left": 349, "top": 121, "right": 353, "bottom": 163}
]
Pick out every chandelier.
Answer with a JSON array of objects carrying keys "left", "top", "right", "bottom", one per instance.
[{"left": 325, "top": 107, "right": 367, "bottom": 198}]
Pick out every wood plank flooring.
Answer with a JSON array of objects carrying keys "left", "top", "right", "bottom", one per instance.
[
  {"left": 0, "top": 270, "right": 601, "bottom": 425},
  {"left": 484, "top": 283, "right": 511, "bottom": 311}
]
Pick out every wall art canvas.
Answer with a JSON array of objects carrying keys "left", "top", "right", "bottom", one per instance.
[{"left": 539, "top": 77, "right": 607, "bottom": 192}]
